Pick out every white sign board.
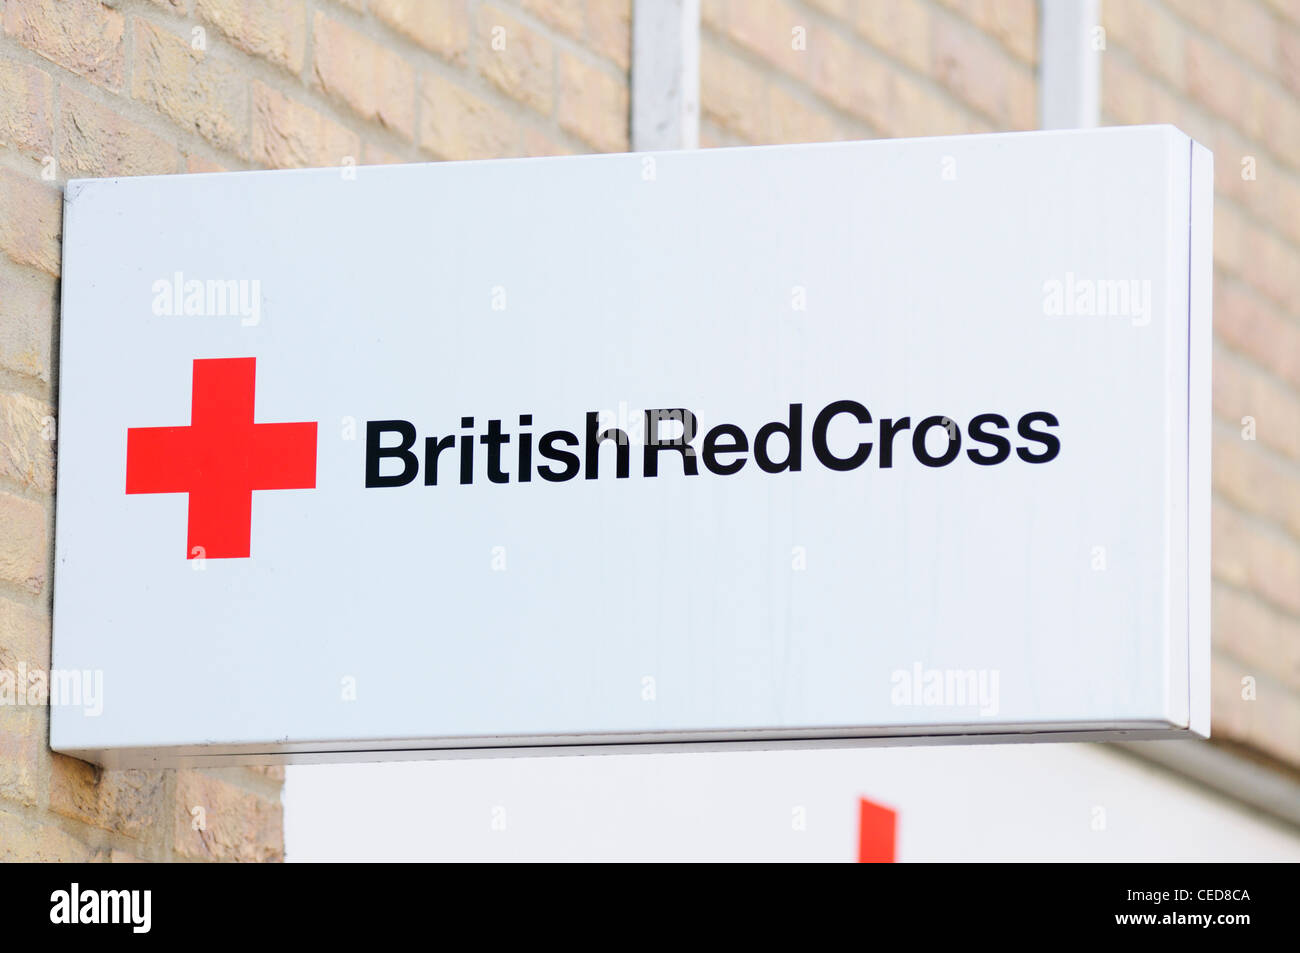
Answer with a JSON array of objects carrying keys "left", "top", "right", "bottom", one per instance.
[{"left": 52, "top": 127, "right": 1212, "bottom": 767}]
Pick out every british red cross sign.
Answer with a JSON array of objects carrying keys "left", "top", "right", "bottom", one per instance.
[
  {"left": 126, "top": 358, "right": 317, "bottom": 559},
  {"left": 51, "top": 128, "right": 1211, "bottom": 766}
]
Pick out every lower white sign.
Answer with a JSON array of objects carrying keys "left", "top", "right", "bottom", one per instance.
[{"left": 52, "top": 126, "right": 1211, "bottom": 766}]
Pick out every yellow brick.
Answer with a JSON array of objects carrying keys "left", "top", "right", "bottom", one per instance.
[
  {"left": 59, "top": 85, "right": 178, "bottom": 178},
  {"left": 1213, "top": 202, "right": 1300, "bottom": 314},
  {"left": 371, "top": 0, "right": 469, "bottom": 63},
  {"left": 587, "top": 0, "right": 631, "bottom": 70},
  {"left": 701, "top": 0, "right": 726, "bottom": 30},
  {"left": 931, "top": 13, "right": 1035, "bottom": 129},
  {"left": 522, "top": 125, "right": 575, "bottom": 156},
  {"left": 705, "top": 0, "right": 810, "bottom": 85},
  {"left": 1213, "top": 502, "right": 1300, "bottom": 616},
  {"left": 1213, "top": 582, "right": 1300, "bottom": 693},
  {"left": 701, "top": 40, "right": 769, "bottom": 143},
  {"left": 0, "top": 707, "right": 40, "bottom": 807},
  {"left": 1281, "top": 23, "right": 1300, "bottom": 96},
  {"left": 1259, "top": 84, "right": 1300, "bottom": 173},
  {"left": 1268, "top": 163, "right": 1300, "bottom": 249},
  {"left": 131, "top": 19, "right": 248, "bottom": 157},
  {"left": 1100, "top": 53, "right": 1166, "bottom": 126},
  {"left": 0, "top": 392, "right": 54, "bottom": 494},
  {"left": 979, "top": 0, "right": 1037, "bottom": 65},
  {"left": 851, "top": 0, "right": 931, "bottom": 74},
  {"left": 476, "top": 4, "right": 554, "bottom": 115},
  {"left": 0, "top": 169, "right": 60, "bottom": 276},
  {"left": 0, "top": 264, "right": 56, "bottom": 385},
  {"left": 936, "top": 0, "right": 1038, "bottom": 65},
  {"left": 0, "top": 58, "right": 53, "bottom": 161},
  {"left": 252, "top": 82, "right": 361, "bottom": 169},
  {"left": 1213, "top": 427, "right": 1300, "bottom": 542},
  {"left": 419, "top": 73, "right": 519, "bottom": 160},
  {"left": 0, "top": 811, "right": 93, "bottom": 861},
  {"left": 175, "top": 769, "right": 283, "bottom": 862},
  {"left": 50, "top": 755, "right": 167, "bottom": 840},
  {"left": 893, "top": 67, "right": 989, "bottom": 136},
  {"left": 1265, "top": 0, "right": 1300, "bottom": 26},
  {"left": 0, "top": 492, "right": 45, "bottom": 595},
  {"left": 1165, "top": 0, "right": 1280, "bottom": 75},
  {"left": 557, "top": 53, "right": 627, "bottom": 152},
  {"left": 803, "top": 24, "right": 974, "bottom": 138},
  {"left": 1184, "top": 36, "right": 1276, "bottom": 152},
  {"left": 312, "top": 11, "right": 416, "bottom": 140},
  {"left": 1249, "top": 222, "right": 1300, "bottom": 314},
  {"left": 801, "top": 0, "right": 851, "bottom": 18},
  {"left": 1102, "top": 0, "right": 1186, "bottom": 90},
  {"left": 1, "top": 0, "right": 125, "bottom": 90},
  {"left": 1208, "top": 124, "right": 1262, "bottom": 228},
  {"left": 1213, "top": 198, "right": 1248, "bottom": 275},
  {"left": 361, "top": 142, "right": 408, "bottom": 165},
  {"left": 1210, "top": 651, "right": 1300, "bottom": 765},
  {"left": 1215, "top": 278, "right": 1300, "bottom": 393},
  {"left": 699, "top": 121, "right": 727, "bottom": 148},
  {"left": 1213, "top": 350, "right": 1300, "bottom": 463},
  {"left": 185, "top": 154, "right": 229, "bottom": 173},
  {"left": 1101, "top": 49, "right": 1209, "bottom": 140},
  {"left": 1159, "top": 0, "right": 1220, "bottom": 34},
  {"left": 804, "top": 24, "right": 870, "bottom": 124},
  {"left": 767, "top": 84, "right": 841, "bottom": 143},
  {"left": 523, "top": 0, "right": 584, "bottom": 39},
  {"left": 0, "top": 597, "right": 49, "bottom": 672},
  {"left": 195, "top": 0, "right": 308, "bottom": 74}
]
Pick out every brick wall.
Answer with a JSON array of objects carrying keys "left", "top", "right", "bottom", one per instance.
[
  {"left": 700, "top": 0, "right": 1037, "bottom": 147},
  {"left": 0, "top": 0, "right": 628, "bottom": 861},
  {"left": 1099, "top": 0, "right": 1300, "bottom": 770}
]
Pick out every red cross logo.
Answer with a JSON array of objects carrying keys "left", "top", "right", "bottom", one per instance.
[{"left": 126, "top": 357, "right": 317, "bottom": 559}]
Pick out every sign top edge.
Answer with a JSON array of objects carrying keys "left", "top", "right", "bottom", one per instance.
[{"left": 62, "top": 124, "right": 1204, "bottom": 199}]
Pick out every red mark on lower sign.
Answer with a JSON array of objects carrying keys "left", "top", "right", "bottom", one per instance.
[{"left": 857, "top": 797, "right": 897, "bottom": 863}]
